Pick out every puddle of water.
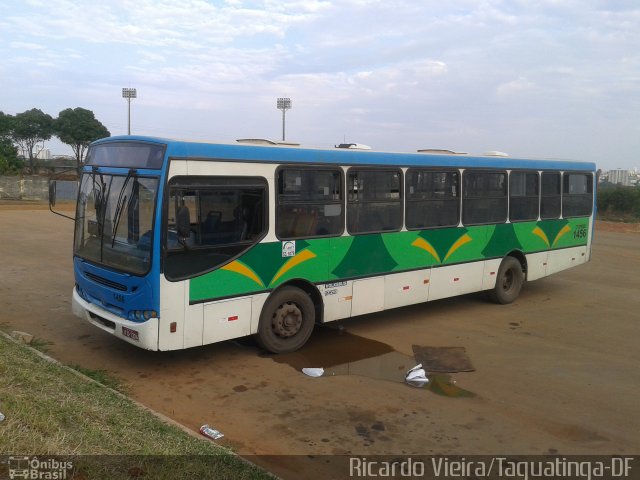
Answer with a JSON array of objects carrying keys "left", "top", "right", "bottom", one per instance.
[
  {"left": 267, "top": 325, "right": 395, "bottom": 370},
  {"left": 268, "top": 325, "right": 475, "bottom": 398},
  {"left": 322, "top": 351, "right": 475, "bottom": 397},
  {"left": 412, "top": 345, "right": 475, "bottom": 373}
]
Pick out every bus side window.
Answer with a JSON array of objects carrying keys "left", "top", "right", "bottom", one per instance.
[
  {"left": 462, "top": 171, "right": 507, "bottom": 225},
  {"left": 541, "top": 172, "right": 561, "bottom": 219},
  {"left": 164, "top": 176, "right": 268, "bottom": 281},
  {"left": 406, "top": 169, "right": 460, "bottom": 229},
  {"left": 276, "top": 167, "right": 344, "bottom": 239},
  {"left": 509, "top": 171, "right": 539, "bottom": 222},
  {"left": 347, "top": 168, "right": 403, "bottom": 234},
  {"left": 562, "top": 173, "right": 593, "bottom": 217}
]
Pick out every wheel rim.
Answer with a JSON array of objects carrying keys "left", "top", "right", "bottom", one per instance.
[
  {"left": 502, "top": 268, "right": 515, "bottom": 292},
  {"left": 272, "top": 302, "right": 303, "bottom": 338}
]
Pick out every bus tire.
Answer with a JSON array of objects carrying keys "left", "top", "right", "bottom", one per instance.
[
  {"left": 489, "top": 256, "right": 524, "bottom": 304},
  {"left": 256, "top": 286, "right": 315, "bottom": 353}
]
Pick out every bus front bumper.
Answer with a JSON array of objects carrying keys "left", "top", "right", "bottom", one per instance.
[{"left": 72, "top": 288, "right": 159, "bottom": 350}]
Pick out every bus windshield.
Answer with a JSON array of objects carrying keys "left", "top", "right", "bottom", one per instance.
[{"left": 74, "top": 171, "right": 159, "bottom": 275}]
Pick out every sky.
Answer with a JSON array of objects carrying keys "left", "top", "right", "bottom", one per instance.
[{"left": 1, "top": 0, "right": 639, "bottom": 170}]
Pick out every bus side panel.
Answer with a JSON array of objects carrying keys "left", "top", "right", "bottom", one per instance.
[
  {"left": 481, "top": 258, "right": 503, "bottom": 290},
  {"left": 586, "top": 215, "right": 594, "bottom": 262},
  {"left": 352, "top": 277, "right": 385, "bottom": 317},
  {"left": 185, "top": 302, "right": 204, "bottom": 348},
  {"left": 203, "top": 296, "right": 252, "bottom": 344},
  {"left": 524, "top": 252, "right": 549, "bottom": 281},
  {"left": 250, "top": 293, "right": 270, "bottom": 334},
  {"left": 159, "top": 276, "right": 187, "bottom": 350},
  {"left": 318, "top": 281, "right": 353, "bottom": 323},
  {"left": 428, "top": 261, "right": 485, "bottom": 301},
  {"left": 547, "top": 246, "right": 587, "bottom": 275},
  {"left": 384, "top": 269, "right": 430, "bottom": 309}
]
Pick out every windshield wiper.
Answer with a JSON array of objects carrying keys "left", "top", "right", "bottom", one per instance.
[
  {"left": 90, "top": 166, "right": 106, "bottom": 233},
  {"left": 111, "top": 169, "right": 136, "bottom": 247},
  {"left": 87, "top": 166, "right": 109, "bottom": 262}
]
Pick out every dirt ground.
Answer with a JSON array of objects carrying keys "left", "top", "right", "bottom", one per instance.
[{"left": 1, "top": 206, "right": 639, "bottom": 479}]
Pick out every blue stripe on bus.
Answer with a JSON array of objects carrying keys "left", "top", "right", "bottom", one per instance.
[{"left": 94, "top": 136, "right": 596, "bottom": 172}]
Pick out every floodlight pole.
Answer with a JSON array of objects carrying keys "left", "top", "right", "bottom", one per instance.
[
  {"left": 276, "top": 97, "right": 292, "bottom": 141},
  {"left": 122, "top": 87, "right": 137, "bottom": 135}
]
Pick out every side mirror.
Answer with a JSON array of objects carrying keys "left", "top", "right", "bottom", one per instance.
[
  {"left": 48, "top": 178, "right": 75, "bottom": 221},
  {"left": 177, "top": 205, "right": 191, "bottom": 238},
  {"left": 49, "top": 181, "right": 56, "bottom": 207}
]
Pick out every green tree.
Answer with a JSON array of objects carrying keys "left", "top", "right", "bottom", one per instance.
[
  {"left": 597, "top": 185, "right": 640, "bottom": 220},
  {"left": 55, "top": 107, "right": 110, "bottom": 175},
  {"left": 0, "top": 111, "right": 13, "bottom": 140},
  {"left": 0, "top": 139, "right": 23, "bottom": 175},
  {"left": 0, "top": 112, "right": 23, "bottom": 175},
  {"left": 11, "top": 108, "right": 54, "bottom": 174}
]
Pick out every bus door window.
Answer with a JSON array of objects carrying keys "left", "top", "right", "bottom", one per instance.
[{"left": 167, "top": 190, "right": 198, "bottom": 248}]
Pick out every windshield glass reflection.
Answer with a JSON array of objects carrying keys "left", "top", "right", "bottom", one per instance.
[{"left": 74, "top": 172, "right": 158, "bottom": 275}]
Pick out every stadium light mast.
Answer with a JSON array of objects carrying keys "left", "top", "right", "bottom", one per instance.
[
  {"left": 122, "top": 88, "right": 137, "bottom": 135},
  {"left": 276, "top": 97, "right": 292, "bottom": 141}
]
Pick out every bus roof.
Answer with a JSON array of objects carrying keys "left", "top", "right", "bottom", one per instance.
[{"left": 95, "top": 136, "right": 596, "bottom": 172}]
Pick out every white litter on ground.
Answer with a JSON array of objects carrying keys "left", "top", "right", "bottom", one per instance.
[
  {"left": 405, "top": 363, "right": 429, "bottom": 387},
  {"left": 301, "top": 367, "right": 325, "bottom": 377},
  {"left": 199, "top": 424, "right": 224, "bottom": 440}
]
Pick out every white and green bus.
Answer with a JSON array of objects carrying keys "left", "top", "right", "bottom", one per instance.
[{"left": 63, "top": 136, "right": 595, "bottom": 353}]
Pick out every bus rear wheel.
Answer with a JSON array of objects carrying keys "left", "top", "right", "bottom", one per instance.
[
  {"left": 257, "top": 286, "right": 315, "bottom": 353},
  {"left": 489, "top": 256, "right": 524, "bottom": 304}
]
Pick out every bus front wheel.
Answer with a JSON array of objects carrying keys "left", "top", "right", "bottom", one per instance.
[
  {"left": 257, "top": 286, "right": 315, "bottom": 353},
  {"left": 489, "top": 256, "right": 524, "bottom": 304}
]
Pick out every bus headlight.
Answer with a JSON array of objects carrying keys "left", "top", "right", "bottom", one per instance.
[{"left": 130, "top": 310, "right": 157, "bottom": 321}]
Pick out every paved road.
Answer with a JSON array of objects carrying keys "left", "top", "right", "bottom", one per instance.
[{"left": 1, "top": 207, "right": 638, "bottom": 478}]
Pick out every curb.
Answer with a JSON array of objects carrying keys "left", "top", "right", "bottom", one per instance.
[{"left": 0, "top": 329, "right": 276, "bottom": 478}]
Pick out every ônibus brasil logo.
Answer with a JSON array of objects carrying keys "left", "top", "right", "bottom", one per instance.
[{"left": 8, "top": 456, "right": 73, "bottom": 480}]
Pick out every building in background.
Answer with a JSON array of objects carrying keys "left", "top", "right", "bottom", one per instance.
[
  {"left": 36, "top": 148, "right": 51, "bottom": 160},
  {"left": 607, "top": 169, "right": 630, "bottom": 186}
]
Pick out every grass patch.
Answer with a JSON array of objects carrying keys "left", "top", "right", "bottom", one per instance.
[
  {"left": 28, "top": 337, "right": 53, "bottom": 353},
  {"left": 0, "top": 334, "right": 272, "bottom": 479},
  {"left": 68, "top": 364, "right": 127, "bottom": 393}
]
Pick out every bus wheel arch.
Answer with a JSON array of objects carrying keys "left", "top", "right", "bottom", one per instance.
[
  {"left": 506, "top": 250, "right": 527, "bottom": 280},
  {"left": 281, "top": 279, "right": 324, "bottom": 324},
  {"left": 489, "top": 252, "right": 526, "bottom": 304},
  {"left": 256, "top": 280, "right": 320, "bottom": 353}
]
